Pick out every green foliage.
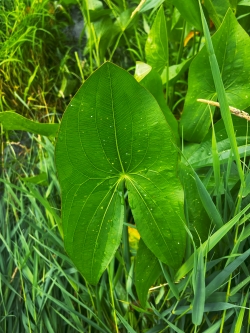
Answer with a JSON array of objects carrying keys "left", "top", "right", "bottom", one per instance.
[
  {"left": 180, "top": 9, "right": 250, "bottom": 142},
  {"left": 1, "top": 1, "right": 250, "bottom": 332},
  {"left": 135, "top": 240, "right": 161, "bottom": 308},
  {"left": 145, "top": 5, "right": 168, "bottom": 74},
  {"left": 55, "top": 62, "right": 186, "bottom": 284}
]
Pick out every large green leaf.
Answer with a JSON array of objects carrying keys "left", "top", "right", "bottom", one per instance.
[
  {"left": 145, "top": 6, "right": 168, "bottom": 74},
  {"left": 180, "top": 9, "right": 250, "bottom": 142},
  {"left": 0, "top": 111, "right": 59, "bottom": 137},
  {"left": 55, "top": 62, "right": 186, "bottom": 285}
]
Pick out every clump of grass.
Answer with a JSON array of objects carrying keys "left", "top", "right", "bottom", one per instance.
[{"left": 0, "top": 0, "right": 82, "bottom": 120}]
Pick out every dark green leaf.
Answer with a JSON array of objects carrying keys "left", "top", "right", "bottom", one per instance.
[
  {"left": 135, "top": 239, "right": 161, "bottom": 308},
  {"left": 55, "top": 62, "right": 186, "bottom": 284},
  {"left": 168, "top": 0, "right": 202, "bottom": 31},
  {"left": 180, "top": 10, "right": 250, "bottom": 142}
]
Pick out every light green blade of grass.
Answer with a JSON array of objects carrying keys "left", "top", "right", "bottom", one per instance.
[
  {"left": 43, "top": 289, "right": 110, "bottom": 333},
  {"left": 175, "top": 203, "right": 250, "bottom": 281},
  {"left": 52, "top": 308, "right": 84, "bottom": 333},
  {"left": 230, "top": 276, "right": 250, "bottom": 296},
  {"left": 202, "top": 309, "right": 234, "bottom": 333},
  {"left": 192, "top": 245, "right": 205, "bottom": 325},
  {"left": 0, "top": 179, "right": 63, "bottom": 237},
  {"left": 115, "top": 311, "right": 137, "bottom": 333},
  {"left": 163, "top": 319, "right": 185, "bottom": 333},
  {"left": 199, "top": 4, "right": 244, "bottom": 184},
  {"left": 174, "top": 302, "right": 237, "bottom": 315},
  {"left": 234, "top": 289, "right": 249, "bottom": 333},
  {"left": 205, "top": 248, "right": 250, "bottom": 299}
]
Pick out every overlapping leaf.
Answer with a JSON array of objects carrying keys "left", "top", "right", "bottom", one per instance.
[
  {"left": 145, "top": 6, "right": 168, "bottom": 74},
  {"left": 169, "top": 0, "right": 202, "bottom": 31},
  {"left": 135, "top": 240, "right": 161, "bottom": 308},
  {"left": 180, "top": 9, "right": 250, "bottom": 142},
  {"left": 55, "top": 62, "right": 186, "bottom": 284}
]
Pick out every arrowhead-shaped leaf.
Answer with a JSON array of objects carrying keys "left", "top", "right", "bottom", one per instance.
[
  {"left": 55, "top": 62, "right": 186, "bottom": 285},
  {"left": 180, "top": 9, "right": 250, "bottom": 142},
  {"left": 145, "top": 6, "right": 168, "bottom": 74}
]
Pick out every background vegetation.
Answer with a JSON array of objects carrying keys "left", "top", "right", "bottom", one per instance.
[{"left": 1, "top": 0, "right": 250, "bottom": 332}]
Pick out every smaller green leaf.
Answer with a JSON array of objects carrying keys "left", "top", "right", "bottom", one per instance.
[
  {"left": 168, "top": 0, "right": 202, "bottom": 31},
  {"left": 21, "top": 173, "right": 48, "bottom": 186},
  {"left": 180, "top": 9, "right": 250, "bottom": 143},
  {"left": 0, "top": 111, "right": 59, "bottom": 137},
  {"left": 145, "top": 5, "right": 168, "bottom": 74},
  {"left": 204, "top": 0, "right": 232, "bottom": 29},
  {"left": 134, "top": 61, "right": 152, "bottom": 82},
  {"left": 161, "top": 57, "right": 193, "bottom": 86},
  {"left": 139, "top": 0, "right": 165, "bottom": 13},
  {"left": 135, "top": 239, "right": 161, "bottom": 308}
]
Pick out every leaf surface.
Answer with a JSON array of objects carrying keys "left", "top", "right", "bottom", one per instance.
[
  {"left": 180, "top": 10, "right": 250, "bottom": 142},
  {"left": 168, "top": 0, "right": 202, "bottom": 31},
  {"left": 145, "top": 6, "right": 168, "bottom": 74},
  {"left": 204, "top": 0, "right": 231, "bottom": 29},
  {"left": 135, "top": 239, "right": 161, "bottom": 308},
  {"left": 55, "top": 62, "right": 186, "bottom": 284}
]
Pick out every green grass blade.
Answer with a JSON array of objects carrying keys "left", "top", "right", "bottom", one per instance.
[
  {"left": 175, "top": 203, "right": 250, "bottom": 280},
  {"left": 205, "top": 248, "right": 250, "bottom": 299},
  {"left": 192, "top": 246, "right": 205, "bottom": 325}
]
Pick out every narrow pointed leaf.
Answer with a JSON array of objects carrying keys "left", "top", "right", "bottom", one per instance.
[
  {"left": 175, "top": 203, "right": 250, "bottom": 281},
  {"left": 205, "top": 248, "right": 250, "bottom": 299},
  {"left": 55, "top": 62, "right": 186, "bottom": 284},
  {"left": 0, "top": 111, "right": 59, "bottom": 137},
  {"left": 145, "top": 6, "right": 168, "bottom": 74},
  {"left": 180, "top": 9, "right": 250, "bottom": 142}
]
